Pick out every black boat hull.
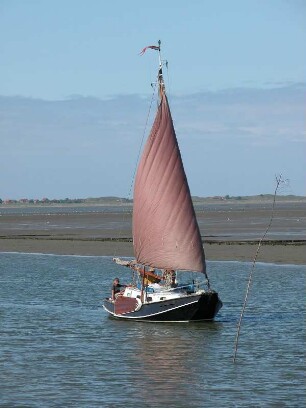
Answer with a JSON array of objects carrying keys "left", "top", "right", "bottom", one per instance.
[{"left": 103, "top": 291, "right": 222, "bottom": 322}]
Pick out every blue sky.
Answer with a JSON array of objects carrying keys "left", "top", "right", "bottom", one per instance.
[{"left": 0, "top": 0, "right": 305, "bottom": 199}]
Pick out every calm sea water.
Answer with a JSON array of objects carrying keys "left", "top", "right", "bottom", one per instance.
[
  {"left": 0, "top": 253, "right": 304, "bottom": 407},
  {"left": 1, "top": 201, "right": 305, "bottom": 216},
  {"left": 0, "top": 205, "right": 132, "bottom": 216}
]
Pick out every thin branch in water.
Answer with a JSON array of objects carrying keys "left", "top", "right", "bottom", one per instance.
[{"left": 233, "top": 175, "right": 285, "bottom": 363}]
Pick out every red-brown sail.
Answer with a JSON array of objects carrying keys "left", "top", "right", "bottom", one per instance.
[{"left": 133, "top": 95, "right": 206, "bottom": 273}]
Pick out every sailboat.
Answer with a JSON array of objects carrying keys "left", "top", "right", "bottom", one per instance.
[{"left": 103, "top": 42, "right": 222, "bottom": 321}]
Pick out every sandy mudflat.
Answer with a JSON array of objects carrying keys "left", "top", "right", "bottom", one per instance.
[
  {"left": 0, "top": 238, "right": 305, "bottom": 265},
  {"left": 0, "top": 200, "right": 305, "bottom": 265}
]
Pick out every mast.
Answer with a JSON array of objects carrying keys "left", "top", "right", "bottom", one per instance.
[
  {"left": 139, "top": 40, "right": 166, "bottom": 98},
  {"left": 157, "top": 40, "right": 165, "bottom": 99}
]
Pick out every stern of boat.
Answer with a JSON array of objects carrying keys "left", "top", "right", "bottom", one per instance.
[{"left": 190, "top": 290, "right": 223, "bottom": 321}]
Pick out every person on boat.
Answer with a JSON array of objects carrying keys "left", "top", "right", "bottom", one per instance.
[
  {"left": 163, "top": 269, "right": 177, "bottom": 287},
  {"left": 111, "top": 278, "right": 126, "bottom": 300},
  {"left": 170, "top": 270, "right": 177, "bottom": 288}
]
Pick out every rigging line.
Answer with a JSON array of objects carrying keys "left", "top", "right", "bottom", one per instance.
[
  {"left": 127, "top": 83, "right": 157, "bottom": 200},
  {"left": 112, "top": 84, "right": 157, "bottom": 259},
  {"left": 233, "top": 174, "right": 284, "bottom": 364},
  {"left": 165, "top": 61, "right": 171, "bottom": 102}
]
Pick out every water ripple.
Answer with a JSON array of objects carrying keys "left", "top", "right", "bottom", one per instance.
[{"left": 0, "top": 253, "right": 304, "bottom": 407}]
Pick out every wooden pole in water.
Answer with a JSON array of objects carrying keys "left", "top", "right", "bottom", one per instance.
[{"left": 233, "top": 175, "right": 284, "bottom": 363}]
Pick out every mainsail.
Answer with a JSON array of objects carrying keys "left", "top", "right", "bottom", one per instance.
[{"left": 133, "top": 94, "right": 206, "bottom": 273}]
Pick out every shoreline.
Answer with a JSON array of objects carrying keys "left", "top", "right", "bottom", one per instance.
[
  {"left": 0, "top": 237, "right": 305, "bottom": 265},
  {"left": 1, "top": 200, "right": 305, "bottom": 265}
]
